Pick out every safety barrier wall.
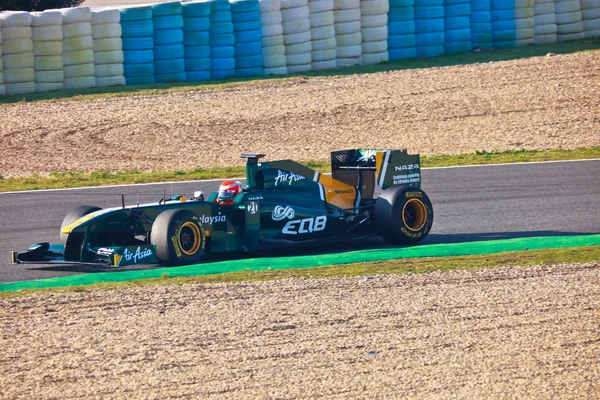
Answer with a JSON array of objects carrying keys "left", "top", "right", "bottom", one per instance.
[{"left": 0, "top": 0, "right": 599, "bottom": 95}]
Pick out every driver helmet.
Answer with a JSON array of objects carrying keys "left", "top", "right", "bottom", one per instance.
[{"left": 218, "top": 180, "right": 243, "bottom": 204}]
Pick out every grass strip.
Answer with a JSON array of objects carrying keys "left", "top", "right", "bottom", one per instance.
[
  {"left": 1, "top": 147, "right": 598, "bottom": 192},
  {"left": 2, "top": 234, "right": 599, "bottom": 295},
  {"left": 1, "top": 39, "right": 598, "bottom": 105}
]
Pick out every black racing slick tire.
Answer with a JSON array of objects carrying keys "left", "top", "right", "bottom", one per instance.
[
  {"left": 151, "top": 209, "right": 206, "bottom": 266},
  {"left": 374, "top": 185, "right": 434, "bottom": 245},
  {"left": 60, "top": 205, "right": 102, "bottom": 244}
]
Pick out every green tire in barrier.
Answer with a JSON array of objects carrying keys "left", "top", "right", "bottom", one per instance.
[
  {"left": 32, "top": 25, "right": 63, "bottom": 41},
  {"left": 183, "top": 17, "right": 210, "bottom": 31},
  {"left": 119, "top": 6, "right": 153, "bottom": 22},
  {"left": 63, "top": 76, "right": 96, "bottom": 89},
  {"left": 1, "top": 26, "right": 32, "bottom": 40},
  {"left": 5, "top": 81, "right": 36, "bottom": 94},
  {"left": 154, "top": 44, "right": 184, "bottom": 60},
  {"left": 184, "top": 45, "right": 210, "bottom": 58},
  {"left": 96, "top": 75, "right": 126, "bottom": 87},
  {"left": 153, "top": 29, "right": 183, "bottom": 45},
  {"left": 4, "top": 39, "right": 34, "bottom": 55},
  {"left": 3, "top": 53, "right": 34, "bottom": 69},
  {"left": 63, "top": 22, "right": 92, "bottom": 39},
  {"left": 151, "top": 1, "right": 182, "bottom": 17},
  {"left": 182, "top": 2, "right": 211, "bottom": 18},
  {"left": 4, "top": 68, "right": 35, "bottom": 83}
]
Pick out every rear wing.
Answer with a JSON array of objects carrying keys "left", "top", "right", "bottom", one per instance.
[{"left": 331, "top": 149, "right": 421, "bottom": 199}]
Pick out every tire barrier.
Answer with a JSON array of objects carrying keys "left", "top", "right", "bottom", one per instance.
[
  {"left": 581, "top": 0, "right": 600, "bottom": 38},
  {"left": 92, "top": 9, "right": 125, "bottom": 87},
  {"left": 1, "top": 11, "right": 35, "bottom": 95},
  {"left": 388, "top": 0, "right": 416, "bottom": 61},
  {"left": 415, "top": 0, "right": 444, "bottom": 58},
  {"left": 361, "top": 0, "right": 389, "bottom": 65},
  {"left": 282, "top": 0, "right": 312, "bottom": 72},
  {"left": 555, "top": 0, "right": 584, "bottom": 41},
  {"left": 334, "top": 0, "right": 362, "bottom": 67},
  {"left": 1, "top": 1, "right": 599, "bottom": 96},
  {"left": 260, "top": 0, "right": 288, "bottom": 75},
  {"left": 231, "top": 0, "right": 263, "bottom": 77},
  {"left": 152, "top": 2, "right": 186, "bottom": 83},
  {"left": 534, "top": 0, "right": 557, "bottom": 45},
  {"left": 445, "top": 0, "right": 471, "bottom": 55},
  {"left": 209, "top": 0, "right": 236, "bottom": 79},
  {"left": 120, "top": 5, "right": 155, "bottom": 85},
  {"left": 309, "top": 0, "right": 337, "bottom": 70},
  {"left": 182, "top": 1, "right": 211, "bottom": 81},
  {"left": 470, "top": 0, "right": 492, "bottom": 49}
]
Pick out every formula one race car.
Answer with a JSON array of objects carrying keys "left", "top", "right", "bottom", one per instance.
[{"left": 11, "top": 150, "right": 433, "bottom": 267}]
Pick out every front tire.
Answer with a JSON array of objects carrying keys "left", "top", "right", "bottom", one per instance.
[
  {"left": 151, "top": 209, "right": 206, "bottom": 266},
  {"left": 60, "top": 205, "right": 102, "bottom": 244},
  {"left": 374, "top": 185, "right": 433, "bottom": 245}
]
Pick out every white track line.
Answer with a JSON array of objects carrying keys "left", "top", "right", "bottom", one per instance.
[{"left": 2, "top": 158, "right": 599, "bottom": 195}]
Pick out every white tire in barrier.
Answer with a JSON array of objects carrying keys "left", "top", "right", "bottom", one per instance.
[
  {"left": 555, "top": 0, "right": 581, "bottom": 14},
  {"left": 534, "top": 2, "right": 555, "bottom": 15},
  {"left": 34, "top": 55, "right": 63, "bottom": 71},
  {"left": 534, "top": 14, "right": 556, "bottom": 26},
  {"left": 287, "top": 63, "right": 311, "bottom": 72},
  {"left": 35, "top": 69, "right": 64, "bottom": 82},
  {"left": 263, "top": 34, "right": 285, "bottom": 46},
  {"left": 63, "top": 22, "right": 93, "bottom": 39},
  {"left": 583, "top": 18, "right": 600, "bottom": 31},
  {"left": 534, "top": 24, "right": 557, "bottom": 35},
  {"left": 262, "top": 44, "right": 286, "bottom": 56},
  {"left": 3, "top": 39, "right": 34, "bottom": 55},
  {"left": 286, "top": 52, "right": 311, "bottom": 64},
  {"left": 33, "top": 41, "right": 62, "bottom": 56},
  {"left": 582, "top": 8, "right": 600, "bottom": 19},
  {"left": 92, "top": 23, "right": 122, "bottom": 39},
  {"left": 263, "top": 53, "right": 287, "bottom": 67},
  {"left": 0, "top": 11, "right": 32, "bottom": 27},
  {"left": 362, "top": 39, "right": 387, "bottom": 53},
  {"left": 333, "top": 8, "right": 360, "bottom": 22},
  {"left": 64, "top": 63, "right": 95, "bottom": 78},
  {"left": 514, "top": 7, "right": 534, "bottom": 19},
  {"left": 260, "top": 0, "right": 282, "bottom": 12},
  {"left": 309, "top": 11, "right": 334, "bottom": 27},
  {"left": 311, "top": 25, "right": 336, "bottom": 39},
  {"left": 63, "top": 49, "right": 94, "bottom": 66},
  {"left": 336, "top": 44, "right": 361, "bottom": 57},
  {"left": 31, "top": 11, "right": 62, "bottom": 26},
  {"left": 557, "top": 31, "right": 585, "bottom": 40},
  {"left": 311, "top": 59, "right": 337, "bottom": 70},
  {"left": 36, "top": 82, "right": 64, "bottom": 92},
  {"left": 282, "top": 18, "right": 310, "bottom": 34},
  {"left": 5, "top": 81, "right": 36, "bottom": 94},
  {"left": 1, "top": 26, "right": 32, "bottom": 41},
  {"left": 359, "top": 0, "right": 389, "bottom": 16},
  {"left": 63, "top": 36, "right": 93, "bottom": 52},
  {"left": 361, "top": 14, "right": 387, "bottom": 28},
  {"left": 361, "top": 51, "right": 388, "bottom": 65},
  {"left": 534, "top": 33, "right": 557, "bottom": 44},
  {"left": 64, "top": 76, "right": 96, "bottom": 89},
  {"left": 557, "top": 21, "right": 584, "bottom": 34},
  {"left": 335, "top": 20, "right": 361, "bottom": 34},
  {"left": 32, "top": 26, "right": 63, "bottom": 42},
  {"left": 311, "top": 37, "right": 336, "bottom": 50},
  {"left": 262, "top": 24, "right": 284, "bottom": 36},
  {"left": 94, "top": 50, "right": 124, "bottom": 64},
  {"left": 362, "top": 25, "right": 387, "bottom": 42},
  {"left": 309, "top": 0, "right": 333, "bottom": 13},
  {"left": 96, "top": 75, "right": 126, "bottom": 87},
  {"left": 334, "top": 0, "right": 359, "bottom": 10},
  {"left": 0, "top": 85, "right": 4, "bottom": 96},
  {"left": 281, "top": 5, "right": 309, "bottom": 21},
  {"left": 281, "top": 0, "right": 308, "bottom": 9},
  {"left": 286, "top": 41, "right": 312, "bottom": 54},
  {"left": 515, "top": 28, "right": 534, "bottom": 40},
  {"left": 261, "top": 11, "right": 282, "bottom": 25},
  {"left": 556, "top": 11, "right": 582, "bottom": 25},
  {"left": 336, "top": 57, "right": 360, "bottom": 67},
  {"left": 61, "top": 7, "right": 92, "bottom": 24},
  {"left": 284, "top": 30, "right": 311, "bottom": 44},
  {"left": 3, "top": 68, "right": 34, "bottom": 83},
  {"left": 94, "top": 63, "right": 124, "bottom": 77},
  {"left": 311, "top": 48, "right": 336, "bottom": 61},
  {"left": 263, "top": 66, "right": 288, "bottom": 75},
  {"left": 514, "top": 18, "right": 534, "bottom": 30},
  {"left": 92, "top": 9, "right": 120, "bottom": 24},
  {"left": 335, "top": 32, "right": 361, "bottom": 46},
  {"left": 3, "top": 53, "right": 34, "bottom": 69},
  {"left": 94, "top": 37, "right": 122, "bottom": 52}
]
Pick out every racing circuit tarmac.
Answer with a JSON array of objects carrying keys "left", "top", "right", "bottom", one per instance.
[{"left": 1, "top": 159, "right": 599, "bottom": 283}]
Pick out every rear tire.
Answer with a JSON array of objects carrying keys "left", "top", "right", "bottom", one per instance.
[
  {"left": 374, "top": 185, "right": 433, "bottom": 245},
  {"left": 151, "top": 209, "right": 206, "bottom": 266},
  {"left": 60, "top": 205, "right": 102, "bottom": 244}
]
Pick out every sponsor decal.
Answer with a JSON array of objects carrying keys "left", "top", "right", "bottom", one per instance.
[
  {"left": 334, "top": 189, "right": 354, "bottom": 194},
  {"left": 393, "top": 172, "right": 420, "bottom": 186},
  {"left": 122, "top": 246, "right": 154, "bottom": 264},
  {"left": 395, "top": 164, "right": 420, "bottom": 171},
  {"left": 248, "top": 202, "right": 259, "bottom": 215},
  {"left": 171, "top": 236, "right": 182, "bottom": 257},
  {"left": 401, "top": 227, "right": 423, "bottom": 238},
  {"left": 247, "top": 196, "right": 263, "bottom": 201},
  {"left": 97, "top": 248, "right": 115, "bottom": 256},
  {"left": 283, "top": 216, "right": 327, "bottom": 235},
  {"left": 405, "top": 192, "right": 423, "bottom": 198},
  {"left": 199, "top": 213, "right": 226, "bottom": 225},
  {"left": 272, "top": 205, "right": 295, "bottom": 221},
  {"left": 274, "top": 170, "right": 306, "bottom": 186}
]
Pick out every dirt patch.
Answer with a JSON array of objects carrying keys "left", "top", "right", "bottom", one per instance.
[
  {"left": 1, "top": 52, "right": 599, "bottom": 178},
  {"left": 0, "top": 262, "right": 598, "bottom": 398}
]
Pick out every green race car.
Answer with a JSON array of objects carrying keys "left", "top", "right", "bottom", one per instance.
[{"left": 11, "top": 149, "right": 433, "bottom": 267}]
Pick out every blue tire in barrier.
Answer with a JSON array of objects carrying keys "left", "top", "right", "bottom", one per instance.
[
  {"left": 416, "top": 31, "right": 444, "bottom": 46},
  {"left": 182, "top": 2, "right": 211, "bottom": 17},
  {"left": 124, "top": 62, "right": 154, "bottom": 77},
  {"left": 211, "top": 57, "right": 235, "bottom": 70},
  {"left": 416, "top": 44, "right": 444, "bottom": 57},
  {"left": 210, "top": 33, "right": 235, "bottom": 46},
  {"left": 184, "top": 45, "right": 210, "bottom": 58},
  {"left": 183, "top": 17, "right": 210, "bottom": 31},
  {"left": 122, "top": 37, "right": 153, "bottom": 50},
  {"left": 388, "top": 7, "right": 414, "bottom": 22},
  {"left": 388, "top": 33, "right": 417, "bottom": 48},
  {"left": 388, "top": 20, "right": 416, "bottom": 35},
  {"left": 389, "top": 47, "right": 417, "bottom": 60},
  {"left": 120, "top": 6, "right": 152, "bottom": 22},
  {"left": 155, "top": 72, "right": 186, "bottom": 82},
  {"left": 184, "top": 31, "right": 210, "bottom": 46},
  {"left": 153, "top": 15, "right": 184, "bottom": 30},
  {"left": 235, "top": 54, "right": 262, "bottom": 69},
  {"left": 154, "top": 58, "right": 185, "bottom": 74},
  {"left": 124, "top": 49, "right": 154, "bottom": 64},
  {"left": 154, "top": 29, "right": 184, "bottom": 45},
  {"left": 235, "top": 67, "right": 263, "bottom": 77},
  {"left": 186, "top": 57, "right": 211, "bottom": 71},
  {"left": 121, "top": 20, "right": 153, "bottom": 37},
  {"left": 154, "top": 44, "right": 185, "bottom": 60},
  {"left": 210, "top": 11, "right": 233, "bottom": 23},
  {"left": 233, "top": 19, "right": 261, "bottom": 32},
  {"left": 415, "top": 18, "right": 444, "bottom": 33},
  {"left": 230, "top": 0, "right": 260, "bottom": 13},
  {"left": 445, "top": 16, "right": 470, "bottom": 30},
  {"left": 210, "top": 45, "right": 235, "bottom": 58},
  {"left": 390, "top": 0, "right": 415, "bottom": 7},
  {"left": 414, "top": 6, "right": 444, "bottom": 19},
  {"left": 234, "top": 41, "right": 262, "bottom": 56},
  {"left": 126, "top": 75, "right": 155, "bottom": 85},
  {"left": 234, "top": 29, "right": 262, "bottom": 43},
  {"left": 151, "top": 1, "right": 182, "bottom": 17},
  {"left": 186, "top": 71, "right": 211, "bottom": 81}
]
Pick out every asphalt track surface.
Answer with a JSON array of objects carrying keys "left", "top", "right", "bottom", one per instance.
[{"left": 1, "top": 160, "right": 599, "bottom": 283}]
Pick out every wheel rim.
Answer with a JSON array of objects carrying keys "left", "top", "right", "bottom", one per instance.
[
  {"left": 178, "top": 222, "right": 201, "bottom": 256},
  {"left": 402, "top": 198, "right": 427, "bottom": 232}
]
